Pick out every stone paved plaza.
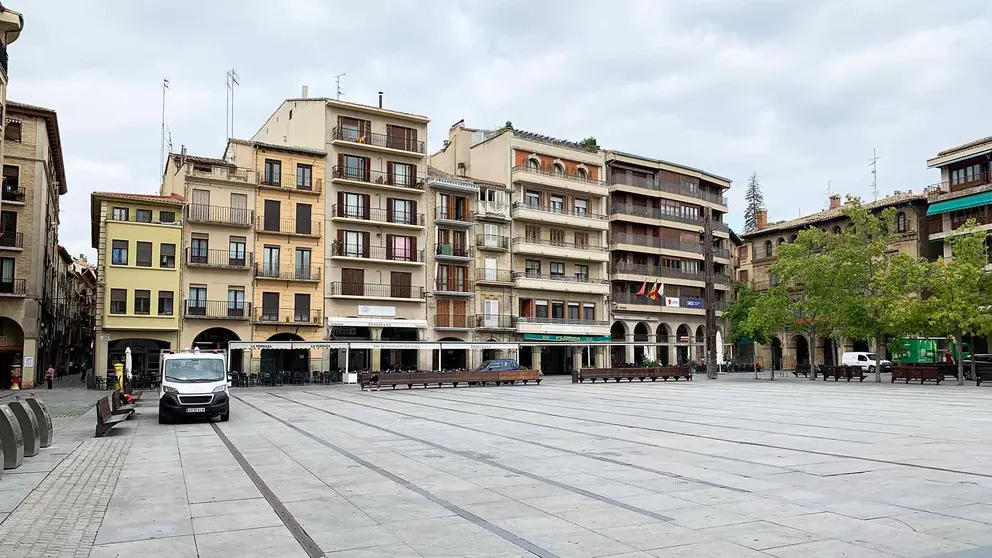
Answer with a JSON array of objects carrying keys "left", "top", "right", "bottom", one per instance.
[{"left": 3, "top": 376, "right": 992, "bottom": 557}]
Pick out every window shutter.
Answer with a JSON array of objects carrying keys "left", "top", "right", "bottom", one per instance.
[
  {"left": 336, "top": 229, "right": 344, "bottom": 255},
  {"left": 362, "top": 232, "right": 370, "bottom": 258},
  {"left": 410, "top": 236, "right": 418, "bottom": 261},
  {"left": 362, "top": 194, "right": 371, "bottom": 220},
  {"left": 410, "top": 164, "right": 418, "bottom": 186},
  {"left": 363, "top": 157, "right": 371, "bottom": 182},
  {"left": 387, "top": 162, "right": 394, "bottom": 185},
  {"left": 386, "top": 198, "right": 394, "bottom": 222},
  {"left": 336, "top": 153, "right": 344, "bottom": 175},
  {"left": 337, "top": 191, "right": 344, "bottom": 216},
  {"left": 410, "top": 200, "right": 418, "bottom": 224},
  {"left": 386, "top": 234, "right": 394, "bottom": 260}
]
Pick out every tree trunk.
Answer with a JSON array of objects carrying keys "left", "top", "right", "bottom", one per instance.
[
  {"left": 752, "top": 341, "right": 758, "bottom": 380},
  {"left": 956, "top": 329, "right": 964, "bottom": 386},
  {"left": 972, "top": 355, "right": 977, "bottom": 386},
  {"left": 874, "top": 332, "right": 886, "bottom": 383},
  {"left": 808, "top": 332, "right": 817, "bottom": 381}
]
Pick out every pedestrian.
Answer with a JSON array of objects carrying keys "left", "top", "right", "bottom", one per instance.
[
  {"left": 45, "top": 365, "right": 55, "bottom": 389},
  {"left": 944, "top": 349, "right": 954, "bottom": 364}
]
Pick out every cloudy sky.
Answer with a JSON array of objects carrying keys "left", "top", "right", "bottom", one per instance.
[{"left": 12, "top": 0, "right": 992, "bottom": 260}]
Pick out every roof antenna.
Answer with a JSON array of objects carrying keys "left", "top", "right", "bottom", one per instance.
[
  {"left": 335, "top": 73, "right": 345, "bottom": 100},
  {"left": 824, "top": 180, "right": 832, "bottom": 210},
  {"left": 160, "top": 78, "right": 169, "bottom": 177},
  {"left": 869, "top": 148, "right": 880, "bottom": 201},
  {"left": 226, "top": 68, "right": 240, "bottom": 139}
]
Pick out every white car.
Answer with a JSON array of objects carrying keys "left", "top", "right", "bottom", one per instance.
[{"left": 842, "top": 351, "right": 891, "bottom": 373}]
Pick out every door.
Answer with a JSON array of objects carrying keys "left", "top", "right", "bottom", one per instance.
[
  {"left": 341, "top": 268, "right": 364, "bottom": 296},
  {"left": 0, "top": 257, "right": 14, "bottom": 293},
  {"left": 295, "top": 248, "right": 311, "bottom": 280},
  {"left": 191, "top": 189, "right": 210, "bottom": 217},
  {"left": 261, "top": 292, "right": 279, "bottom": 321},
  {"left": 296, "top": 203, "right": 312, "bottom": 235},
  {"left": 485, "top": 258, "right": 497, "bottom": 282},
  {"left": 227, "top": 289, "right": 245, "bottom": 317},
  {"left": 390, "top": 271, "right": 411, "bottom": 299},
  {"left": 484, "top": 299, "right": 499, "bottom": 328},
  {"left": 262, "top": 246, "right": 280, "bottom": 277},
  {"left": 263, "top": 200, "right": 281, "bottom": 231},
  {"left": 0, "top": 211, "right": 15, "bottom": 248},
  {"left": 452, "top": 300, "right": 467, "bottom": 328},
  {"left": 230, "top": 193, "right": 248, "bottom": 225},
  {"left": 484, "top": 223, "right": 499, "bottom": 248},
  {"left": 294, "top": 294, "right": 311, "bottom": 323},
  {"left": 188, "top": 286, "right": 207, "bottom": 316}
]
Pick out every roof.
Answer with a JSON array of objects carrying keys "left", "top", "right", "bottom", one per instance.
[
  {"left": 937, "top": 135, "right": 992, "bottom": 157},
  {"left": 6, "top": 101, "right": 68, "bottom": 195},
  {"left": 606, "top": 150, "right": 732, "bottom": 187},
  {"left": 427, "top": 166, "right": 510, "bottom": 191},
  {"left": 91, "top": 191, "right": 185, "bottom": 205},
  {"left": 512, "top": 129, "right": 598, "bottom": 153},
  {"left": 741, "top": 192, "right": 927, "bottom": 239},
  {"left": 57, "top": 245, "right": 72, "bottom": 264},
  {"left": 227, "top": 138, "right": 326, "bottom": 157},
  {"left": 283, "top": 97, "right": 430, "bottom": 123},
  {"left": 169, "top": 153, "right": 235, "bottom": 168}
]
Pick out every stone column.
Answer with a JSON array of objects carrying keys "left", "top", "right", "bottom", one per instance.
[
  {"left": 94, "top": 334, "right": 109, "bottom": 389},
  {"left": 624, "top": 334, "right": 635, "bottom": 365},
  {"left": 370, "top": 327, "right": 382, "bottom": 371},
  {"left": 20, "top": 338, "right": 37, "bottom": 389},
  {"left": 644, "top": 335, "right": 656, "bottom": 362},
  {"left": 595, "top": 346, "right": 607, "bottom": 368},
  {"left": 532, "top": 346, "right": 543, "bottom": 373},
  {"left": 571, "top": 347, "right": 583, "bottom": 383}
]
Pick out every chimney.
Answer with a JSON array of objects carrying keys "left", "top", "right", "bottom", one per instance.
[
  {"left": 378, "top": 91, "right": 383, "bottom": 108},
  {"left": 457, "top": 162, "right": 467, "bottom": 177},
  {"left": 301, "top": 85, "right": 308, "bottom": 99},
  {"left": 755, "top": 208, "right": 768, "bottom": 230},
  {"left": 829, "top": 194, "right": 841, "bottom": 210}
]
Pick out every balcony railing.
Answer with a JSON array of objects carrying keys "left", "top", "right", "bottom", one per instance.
[
  {"left": 186, "top": 204, "right": 254, "bottom": 226},
  {"left": 611, "top": 292, "right": 727, "bottom": 311},
  {"left": 928, "top": 219, "right": 944, "bottom": 235},
  {"left": 477, "top": 200, "right": 510, "bottom": 219},
  {"left": 476, "top": 315, "right": 516, "bottom": 329},
  {"left": 328, "top": 281, "right": 425, "bottom": 299},
  {"left": 609, "top": 174, "right": 728, "bottom": 206},
  {"left": 1, "top": 185, "right": 24, "bottom": 202},
  {"left": 186, "top": 248, "right": 252, "bottom": 269},
  {"left": 476, "top": 234, "right": 509, "bottom": 250},
  {"left": 516, "top": 316, "right": 609, "bottom": 326},
  {"left": 184, "top": 300, "right": 252, "bottom": 320},
  {"left": 925, "top": 171, "right": 991, "bottom": 198},
  {"left": 254, "top": 265, "right": 321, "bottom": 282},
  {"left": 610, "top": 262, "right": 732, "bottom": 284},
  {"left": 331, "top": 127, "right": 426, "bottom": 154},
  {"left": 254, "top": 307, "right": 323, "bottom": 325},
  {"left": 330, "top": 243, "right": 425, "bottom": 262},
  {"left": 609, "top": 203, "right": 702, "bottom": 226},
  {"left": 512, "top": 165, "right": 606, "bottom": 186},
  {"left": 331, "top": 166, "right": 423, "bottom": 189},
  {"left": 512, "top": 237, "right": 608, "bottom": 252},
  {"left": 609, "top": 233, "right": 702, "bottom": 253},
  {"left": 512, "top": 202, "right": 607, "bottom": 220},
  {"left": 434, "top": 278, "right": 472, "bottom": 293},
  {"left": 475, "top": 268, "right": 513, "bottom": 283},
  {"left": 435, "top": 207, "right": 473, "bottom": 223},
  {"left": 188, "top": 166, "right": 255, "bottom": 183},
  {"left": 255, "top": 216, "right": 321, "bottom": 236},
  {"left": 0, "top": 232, "right": 23, "bottom": 248},
  {"left": 436, "top": 314, "right": 474, "bottom": 328},
  {"left": 258, "top": 174, "right": 323, "bottom": 194},
  {"left": 435, "top": 243, "right": 471, "bottom": 258},
  {"left": 513, "top": 271, "right": 608, "bottom": 285},
  {"left": 0, "top": 279, "right": 26, "bottom": 296},
  {"left": 331, "top": 204, "right": 424, "bottom": 226},
  {"left": 950, "top": 207, "right": 992, "bottom": 230}
]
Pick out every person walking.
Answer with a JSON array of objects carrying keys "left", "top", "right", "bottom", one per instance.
[{"left": 45, "top": 365, "right": 55, "bottom": 389}]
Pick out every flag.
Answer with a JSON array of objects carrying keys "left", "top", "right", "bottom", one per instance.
[
  {"left": 648, "top": 282, "right": 661, "bottom": 300},
  {"left": 635, "top": 281, "right": 647, "bottom": 296}
]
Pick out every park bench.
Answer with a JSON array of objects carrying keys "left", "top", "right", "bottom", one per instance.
[
  {"left": 496, "top": 369, "right": 541, "bottom": 385},
  {"left": 977, "top": 368, "right": 992, "bottom": 386},
  {"left": 890, "top": 365, "right": 942, "bottom": 385},
  {"left": 95, "top": 395, "right": 131, "bottom": 437},
  {"left": 820, "top": 365, "right": 867, "bottom": 382},
  {"left": 111, "top": 391, "right": 135, "bottom": 416},
  {"left": 577, "top": 366, "right": 691, "bottom": 383},
  {"left": 793, "top": 364, "right": 812, "bottom": 378},
  {"left": 359, "top": 370, "right": 541, "bottom": 390}
]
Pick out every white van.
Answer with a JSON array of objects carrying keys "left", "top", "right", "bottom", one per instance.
[
  {"left": 842, "top": 351, "right": 891, "bottom": 373},
  {"left": 158, "top": 349, "right": 230, "bottom": 424}
]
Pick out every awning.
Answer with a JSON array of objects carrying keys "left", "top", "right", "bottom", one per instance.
[{"left": 927, "top": 191, "right": 992, "bottom": 216}]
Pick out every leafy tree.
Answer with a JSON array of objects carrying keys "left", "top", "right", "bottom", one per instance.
[
  {"left": 926, "top": 220, "right": 990, "bottom": 385},
  {"left": 578, "top": 136, "right": 598, "bottom": 150},
  {"left": 743, "top": 172, "right": 764, "bottom": 234}
]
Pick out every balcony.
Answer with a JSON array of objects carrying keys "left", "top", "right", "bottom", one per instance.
[
  {"left": 331, "top": 166, "right": 424, "bottom": 192},
  {"left": 254, "top": 307, "right": 323, "bottom": 326},
  {"left": 477, "top": 200, "right": 510, "bottom": 220},
  {"left": 611, "top": 261, "right": 704, "bottom": 282},
  {"left": 183, "top": 300, "right": 252, "bottom": 320},
  {"left": 1, "top": 185, "right": 24, "bottom": 203},
  {"left": 511, "top": 165, "right": 607, "bottom": 196},
  {"left": 186, "top": 249, "right": 253, "bottom": 270},
  {"left": 331, "top": 127, "right": 426, "bottom": 155},
  {"left": 512, "top": 271, "right": 611, "bottom": 295},
  {"left": 609, "top": 233, "right": 734, "bottom": 257},
  {"left": 254, "top": 265, "right": 321, "bottom": 283},
  {"left": 185, "top": 204, "right": 254, "bottom": 227},
  {"left": 928, "top": 218, "right": 944, "bottom": 235},
  {"left": 476, "top": 234, "right": 509, "bottom": 251},
  {"left": 330, "top": 204, "right": 425, "bottom": 228},
  {"left": 258, "top": 175, "right": 322, "bottom": 195},
  {"left": 511, "top": 202, "right": 609, "bottom": 230},
  {"left": 435, "top": 243, "right": 472, "bottom": 261},
  {"left": 476, "top": 314, "right": 516, "bottom": 329},
  {"left": 609, "top": 203, "right": 703, "bottom": 228},
  {"left": 515, "top": 316, "right": 610, "bottom": 336},
  {"left": 512, "top": 237, "right": 610, "bottom": 262},
  {"left": 436, "top": 314, "right": 474, "bottom": 329},
  {"left": 328, "top": 281, "right": 425, "bottom": 300},
  {"left": 435, "top": 207, "right": 473, "bottom": 228},
  {"left": 925, "top": 171, "right": 991, "bottom": 198},
  {"left": 475, "top": 268, "right": 514, "bottom": 284},
  {"left": 0, "top": 279, "right": 26, "bottom": 296},
  {"left": 434, "top": 278, "right": 473, "bottom": 297},
  {"left": 611, "top": 292, "right": 726, "bottom": 313},
  {"left": 188, "top": 166, "right": 255, "bottom": 184},
  {"left": 609, "top": 174, "right": 728, "bottom": 206},
  {"left": 0, "top": 231, "right": 23, "bottom": 249},
  {"left": 255, "top": 216, "right": 321, "bottom": 237},
  {"left": 330, "top": 243, "right": 425, "bottom": 264}
]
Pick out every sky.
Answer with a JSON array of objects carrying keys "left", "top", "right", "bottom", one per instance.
[{"left": 11, "top": 0, "right": 992, "bottom": 261}]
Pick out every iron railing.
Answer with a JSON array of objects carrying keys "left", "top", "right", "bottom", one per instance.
[
  {"left": 331, "top": 127, "right": 426, "bottom": 154},
  {"left": 436, "top": 314, "right": 474, "bottom": 328},
  {"left": 330, "top": 204, "right": 424, "bottom": 226},
  {"left": 512, "top": 202, "right": 607, "bottom": 220},
  {"left": 512, "top": 237, "right": 608, "bottom": 251},
  {"left": 186, "top": 248, "right": 252, "bottom": 269},
  {"left": 609, "top": 173, "right": 728, "bottom": 205},
  {"left": 184, "top": 300, "right": 251, "bottom": 319},
  {"left": 328, "top": 281, "right": 424, "bottom": 299},
  {"left": 255, "top": 216, "right": 321, "bottom": 236},
  {"left": 475, "top": 234, "right": 510, "bottom": 250},
  {"left": 254, "top": 265, "right": 321, "bottom": 281},
  {"left": 924, "top": 170, "right": 991, "bottom": 198},
  {"left": 475, "top": 268, "right": 513, "bottom": 283},
  {"left": 435, "top": 243, "right": 471, "bottom": 258},
  {"left": 330, "top": 166, "right": 423, "bottom": 189},
  {"left": 186, "top": 204, "right": 254, "bottom": 226},
  {"left": 476, "top": 315, "right": 516, "bottom": 329},
  {"left": 512, "top": 271, "right": 608, "bottom": 284},
  {"left": 512, "top": 165, "right": 606, "bottom": 186},
  {"left": 254, "top": 307, "right": 323, "bottom": 325},
  {"left": 330, "top": 243, "right": 425, "bottom": 262},
  {"left": 0, "top": 279, "right": 26, "bottom": 296},
  {"left": 1, "top": 185, "right": 24, "bottom": 202},
  {"left": 434, "top": 278, "right": 472, "bottom": 293},
  {"left": 517, "top": 316, "right": 609, "bottom": 326},
  {"left": 259, "top": 174, "right": 323, "bottom": 194},
  {"left": 0, "top": 232, "right": 23, "bottom": 248},
  {"left": 435, "top": 207, "right": 473, "bottom": 223}
]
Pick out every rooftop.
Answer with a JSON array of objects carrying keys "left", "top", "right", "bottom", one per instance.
[
  {"left": 937, "top": 135, "right": 992, "bottom": 157},
  {"left": 7, "top": 100, "right": 68, "bottom": 195},
  {"left": 227, "top": 138, "right": 326, "bottom": 157},
  {"left": 741, "top": 192, "right": 927, "bottom": 238},
  {"left": 169, "top": 152, "right": 235, "bottom": 168},
  {"left": 427, "top": 166, "right": 510, "bottom": 191},
  {"left": 512, "top": 129, "right": 598, "bottom": 153},
  {"left": 284, "top": 96, "right": 430, "bottom": 123},
  {"left": 606, "top": 149, "right": 732, "bottom": 187}
]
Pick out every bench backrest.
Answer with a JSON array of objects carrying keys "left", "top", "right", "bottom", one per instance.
[{"left": 97, "top": 396, "right": 112, "bottom": 422}]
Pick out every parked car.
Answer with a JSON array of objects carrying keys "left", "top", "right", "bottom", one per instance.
[
  {"left": 842, "top": 352, "right": 891, "bottom": 373},
  {"left": 960, "top": 354, "right": 992, "bottom": 381},
  {"left": 476, "top": 359, "right": 520, "bottom": 372}
]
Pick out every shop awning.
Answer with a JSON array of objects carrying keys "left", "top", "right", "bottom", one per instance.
[{"left": 927, "top": 191, "right": 992, "bottom": 216}]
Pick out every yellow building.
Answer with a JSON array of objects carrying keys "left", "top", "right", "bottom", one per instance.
[{"left": 91, "top": 191, "right": 184, "bottom": 387}]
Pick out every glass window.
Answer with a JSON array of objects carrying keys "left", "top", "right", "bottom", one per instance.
[
  {"left": 342, "top": 155, "right": 367, "bottom": 181},
  {"left": 393, "top": 162, "right": 414, "bottom": 187},
  {"left": 526, "top": 158, "right": 540, "bottom": 172},
  {"left": 229, "top": 238, "right": 246, "bottom": 266},
  {"left": 392, "top": 199, "right": 413, "bottom": 225},
  {"left": 550, "top": 229, "right": 565, "bottom": 246},
  {"left": 4, "top": 122, "right": 21, "bottom": 142},
  {"left": 576, "top": 167, "right": 588, "bottom": 180},
  {"left": 163, "top": 358, "right": 225, "bottom": 382},
  {"left": 525, "top": 260, "right": 541, "bottom": 277},
  {"left": 0, "top": 258, "right": 14, "bottom": 290},
  {"left": 159, "top": 210, "right": 176, "bottom": 223},
  {"left": 134, "top": 290, "right": 151, "bottom": 315},
  {"left": 262, "top": 245, "right": 280, "bottom": 276},
  {"left": 574, "top": 199, "right": 588, "bottom": 216},
  {"left": 2, "top": 165, "right": 19, "bottom": 195},
  {"left": 764, "top": 241, "right": 773, "bottom": 257},
  {"left": 190, "top": 237, "right": 208, "bottom": 264},
  {"left": 574, "top": 232, "right": 588, "bottom": 248},
  {"left": 158, "top": 291, "right": 174, "bottom": 316},
  {"left": 549, "top": 195, "right": 564, "bottom": 213},
  {"left": 344, "top": 231, "right": 364, "bottom": 257},
  {"left": 295, "top": 248, "right": 311, "bottom": 279},
  {"left": 136, "top": 209, "right": 152, "bottom": 223},
  {"left": 294, "top": 294, "right": 311, "bottom": 322},
  {"left": 551, "top": 301, "right": 565, "bottom": 318},
  {"left": 525, "top": 226, "right": 541, "bottom": 242},
  {"left": 111, "top": 240, "right": 128, "bottom": 265},
  {"left": 112, "top": 207, "right": 128, "bottom": 221},
  {"left": 568, "top": 303, "right": 580, "bottom": 320},
  {"left": 296, "top": 164, "right": 312, "bottom": 189},
  {"left": 525, "top": 190, "right": 540, "bottom": 207},
  {"left": 110, "top": 289, "right": 127, "bottom": 314},
  {"left": 896, "top": 212, "right": 907, "bottom": 233},
  {"left": 295, "top": 203, "right": 312, "bottom": 235},
  {"left": 550, "top": 262, "right": 564, "bottom": 277},
  {"left": 393, "top": 236, "right": 412, "bottom": 261},
  {"left": 583, "top": 304, "right": 595, "bottom": 321},
  {"left": 264, "top": 159, "right": 282, "bottom": 185},
  {"left": 160, "top": 244, "right": 176, "bottom": 268},
  {"left": 535, "top": 300, "right": 549, "bottom": 318},
  {"left": 553, "top": 163, "right": 564, "bottom": 177},
  {"left": 575, "top": 264, "right": 589, "bottom": 281},
  {"left": 228, "top": 288, "right": 246, "bottom": 317},
  {"left": 136, "top": 242, "right": 152, "bottom": 267},
  {"left": 344, "top": 193, "right": 365, "bottom": 219}
]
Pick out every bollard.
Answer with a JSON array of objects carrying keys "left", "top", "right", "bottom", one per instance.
[
  {"left": 25, "top": 398, "right": 53, "bottom": 448},
  {"left": 0, "top": 404, "right": 24, "bottom": 469},
  {"left": 7, "top": 401, "right": 39, "bottom": 457}
]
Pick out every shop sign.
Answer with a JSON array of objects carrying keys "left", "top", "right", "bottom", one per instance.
[
  {"left": 358, "top": 305, "right": 395, "bottom": 317},
  {"left": 665, "top": 297, "right": 680, "bottom": 308},
  {"left": 523, "top": 334, "right": 611, "bottom": 342},
  {"left": 685, "top": 298, "right": 703, "bottom": 308}
]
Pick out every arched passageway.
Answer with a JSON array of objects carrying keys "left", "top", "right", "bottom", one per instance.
[
  {"left": 193, "top": 327, "right": 242, "bottom": 372},
  {"left": 633, "top": 322, "right": 650, "bottom": 364},
  {"left": 260, "top": 333, "right": 306, "bottom": 375},
  {"left": 610, "top": 322, "right": 627, "bottom": 366}
]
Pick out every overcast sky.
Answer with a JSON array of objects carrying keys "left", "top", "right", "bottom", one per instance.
[{"left": 12, "top": 0, "right": 992, "bottom": 261}]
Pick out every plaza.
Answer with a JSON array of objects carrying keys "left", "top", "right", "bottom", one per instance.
[{"left": 2, "top": 377, "right": 992, "bottom": 557}]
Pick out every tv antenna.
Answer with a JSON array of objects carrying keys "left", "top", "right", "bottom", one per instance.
[
  {"left": 824, "top": 180, "right": 833, "bottom": 209},
  {"left": 335, "top": 73, "right": 345, "bottom": 100},
  {"left": 869, "top": 148, "right": 881, "bottom": 200},
  {"left": 226, "top": 68, "right": 240, "bottom": 139},
  {"left": 160, "top": 78, "right": 169, "bottom": 178}
]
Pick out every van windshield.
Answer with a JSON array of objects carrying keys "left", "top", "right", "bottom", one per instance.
[{"left": 164, "top": 358, "right": 225, "bottom": 383}]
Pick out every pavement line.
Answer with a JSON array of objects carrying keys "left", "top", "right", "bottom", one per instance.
[
  {"left": 404, "top": 389, "right": 992, "bottom": 480},
  {"left": 210, "top": 422, "right": 325, "bottom": 558},
  {"left": 232, "top": 395, "right": 560, "bottom": 558},
  {"left": 258, "top": 391, "right": 677, "bottom": 523},
  {"left": 303, "top": 390, "right": 750, "bottom": 493}
]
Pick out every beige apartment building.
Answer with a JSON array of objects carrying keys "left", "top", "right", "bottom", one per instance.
[
  {"left": 604, "top": 150, "right": 733, "bottom": 367},
  {"left": 924, "top": 135, "right": 992, "bottom": 260},
  {"left": 250, "top": 92, "right": 430, "bottom": 372},
  {"left": 0, "top": 3, "right": 23, "bottom": 183}
]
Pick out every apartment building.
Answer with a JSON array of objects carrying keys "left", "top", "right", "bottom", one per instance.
[
  {"left": 0, "top": 3, "right": 23, "bottom": 182},
  {"left": 91, "top": 192, "right": 184, "bottom": 387},
  {"left": 924, "top": 135, "right": 992, "bottom": 260},
  {"left": 0, "top": 101, "right": 66, "bottom": 388},
  {"left": 65, "top": 250, "right": 97, "bottom": 372},
  {"left": 740, "top": 192, "right": 932, "bottom": 370},
  {"left": 431, "top": 121, "right": 611, "bottom": 374},
  {"left": 604, "top": 151, "right": 733, "bottom": 367},
  {"left": 249, "top": 92, "right": 430, "bottom": 372},
  {"left": 161, "top": 151, "right": 257, "bottom": 371}
]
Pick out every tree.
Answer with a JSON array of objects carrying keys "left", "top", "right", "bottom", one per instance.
[
  {"left": 926, "top": 220, "right": 990, "bottom": 385},
  {"left": 743, "top": 172, "right": 764, "bottom": 234},
  {"left": 578, "top": 136, "right": 598, "bottom": 150}
]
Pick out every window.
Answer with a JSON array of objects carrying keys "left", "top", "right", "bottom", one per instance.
[
  {"left": 391, "top": 235, "right": 413, "bottom": 261},
  {"left": 261, "top": 292, "right": 280, "bottom": 321},
  {"left": 262, "top": 245, "right": 280, "bottom": 276},
  {"left": 229, "top": 238, "right": 246, "bottom": 267},
  {"left": 574, "top": 199, "right": 588, "bottom": 216},
  {"left": 525, "top": 259, "right": 541, "bottom": 277},
  {"left": 551, "top": 301, "right": 565, "bottom": 319},
  {"left": 550, "top": 195, "right": 564, "bottom": 213},
  {"left": 134, "top": 290, "right": 151, "bottom": 315},
  {"left": 832, "top": 226, "right": 842, "bottom": 234},
  {"left": 391, "top": 198, "right": 414, "bottom": 225},
  {"left": 136, "top": 242, "right": 152, "bottom": 267},
  {"left": 263, "top": 199, "right": 281, "bottom": 231},
  {"left": 341, "top": 268, "right": 364, "bottom": 296},
  {"left": 568, "top": 302, "right": 580, "bottom": 320},
  {"left": 390, "top": 162, "right": 415, "bottom": 187},
  {"left": 527, "top": 158, "right": 540, "bottom": 172},
  {"left": 386, "top": 124, "right": 418, "bottom": 151},
  {"left": 738, "top": 246, "right": 748, "bottom": 261},
  {"left": 263, "top": 159, "right": 282, "bottom": 185},
  {"left": 160, "top": 244, "right": 176, "bottom": 268},
  {"left": 777, "top": 237, "right": 785, "bottom": 246},
  {"left": 575, "top": 264, "right": 589, "bottom": 281},
  {"left": 295, "top": 203, "right": 312, "bottom": 235},
  {"left": 573, "top": 232, "right": 588, "bottom": 248},
  {"left": 187, "top": 286, "right": 206, "bottom": 316},
  {"left": 341, "top": 154, "right": 368, "bottom": 181},
  {"left": 550, "top": 262, "right": 565, "bottom": 277},
  {"left": 112, "top": 207, "right": 129, "bottom": 222},
  {"left": 535, "top": 300, "right": 549, "bottom": 318},
  {"left": 343, "top": 193, "right": 366, "bottom": 219},
  {"left": 296, "top": 164, "right": 312, "bottom": 190},
  {"left": 553, "top": 163, "right": 565, "bottom": 177},
  {"left": 583, "top": 304, "right": 595, "bottom": 321},
  {"left": 896, "top": 212, "right": 907, "bottom": 233},
  {"left": 525, "top": 190, "right": 540, "bottom": 207},
  {"left": 295, "top": 248, "right": 311, "bottom": 279},
  {"left": 136, "top": 209, "right": 152, "bottom": 223},
  {"left": 550, "top": 229, "right": 565, "bottom": 246},
  {"left": 294, "top": 294, "right": 311, "bottom": 322},
  {"left": 190, "top": 237, "right": 209, "bottom": 265},
  {"left": 576, "top": 167, "right": 588, "bottom": 180},
  {"left": 0, "top": 258, "right": 14, "bottom": 293},
  {"left": 1, "top": 165, "right": 19, "bottom": 197},
  {"left": 111, "top": 240, "right": 129, "bottom": 265},
  {"left": 228, "top": 288, "right": 246, "bottom": 317},
  {"left": 739, "top": 270, "right": 749, "bottom": 283},
  {"left": 789, "top": 234, "right": 798, "bottom": 243},
  {"left": 230, "top": 193, "right": 248, "bottom": 224},
  {"left": 158, "top": 291, "right": 174, "bottom": 316},
  {"left": 525, "top": 225, "right": 541, "bottom": 242},
  {"left": 110, "top": 289, "right": 127, "bottom": 314},
  {"left": 343, "top": 231, "right": 366, "bottom": 258},
  {"left": 4, "top": 122, "right": 21, "bottom": 142},
  {"left": 390, "top": 271, "right": 412, "bottom": 299},
  {"left": 159, "top": 210, "right": 176, "bottom": 223},
  {"left": 764, "top": 240, "right": 773, "bottom": 257},
  {"left": 339, "top": 116, "right": 370, "bottom": 142},
  {"left": 0, "top": 210, "right": 16, "bottom": 235}
]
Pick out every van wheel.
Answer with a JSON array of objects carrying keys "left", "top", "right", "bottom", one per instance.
[{"left": 868, "top": 365, "right": 876, "bottom": 374}]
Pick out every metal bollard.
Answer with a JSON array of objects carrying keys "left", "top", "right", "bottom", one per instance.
[
  {"left": 7, "top": 401, "right": 39, "bottom": 457},
  {"left": 0, "top": 404, "right": 24, "bottom": 469},
  {"left": 25, "top": 398, "right": 53, "bottom": 448}
]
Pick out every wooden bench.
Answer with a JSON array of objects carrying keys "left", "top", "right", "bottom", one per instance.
[
  {"left": 793, "top": 364, "right": 812, "bottom": 378},
  {"left": 977, "top": 368, "right": 992, "bottom": 386},
  {"left": 111, "top": 391, "right": 136, "bottom": 416},
  {"left": 577, "top": 366, "right": 691, "bottom": 383},
  {"left": 820, "top": 365, "right": 867, "bottom": 382},
  {"left": 95, "top": 396, "right": 131, "bottom": 437},
  {"left": 496, "top": 369, "right": 542, "bottom": 385},
  {"left": 359, "top": 370, "right": 541, "bottom": 390},
  {"left": 890, "top": 365, "right": 942, "bottom": 384}
]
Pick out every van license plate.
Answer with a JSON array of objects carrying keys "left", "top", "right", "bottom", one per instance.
[{"left": 186, "top": 407, "right": 205, "bottom": 413}]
